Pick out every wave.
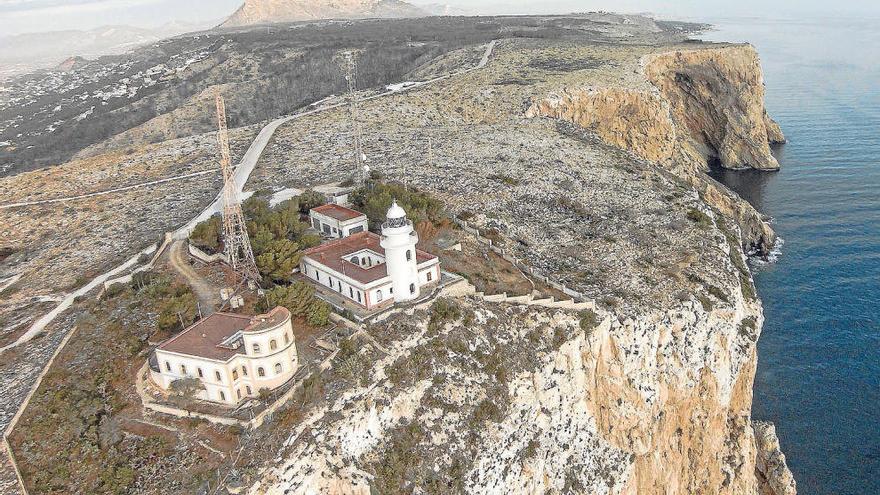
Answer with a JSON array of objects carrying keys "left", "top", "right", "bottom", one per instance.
[{"left": 750, "top": 236, "right": 785, "bottom": 267}]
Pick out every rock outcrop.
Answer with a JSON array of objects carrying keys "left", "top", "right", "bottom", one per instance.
[
  {"left": 526, "top": 44, "right": 782, "bottom": 254},
  {"left": 643, "top": 46, "right": 785, "bottom": 171},
  {"left": 754, "top": 421, "right": 798, "bottom": 495},
  {"left": 528, "top": 45, "right": 784, "bottom": 173},
  {"left": 221, "top": 0, "right": 426, "bottom": 27}
]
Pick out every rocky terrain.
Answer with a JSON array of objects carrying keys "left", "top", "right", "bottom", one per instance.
[
  {"left": 222, "top": 0, "right": 427, "bottom": 27},
  {"left": 0, "top": 13, "right": 795, "bottom": 495}
]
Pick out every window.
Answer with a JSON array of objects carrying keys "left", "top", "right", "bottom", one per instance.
[
  {"left": 246, "top": 386, "right": 252, "bottom": 395},
  {"left": 390, "top": 287, "right": 393, "bottom": 294},
  {"left": 270, "top": 339, "right": 278, "bottom": 351},
  {"left": 219, "top": 391, "right": 226, "bottom": 401},
  {"left": 357, "top": 291, "right": 361, "bottom": 303},
  {"left": 242, "top": 366, "right": 248, "bottom": 377},
  {"left": 215, "top": 370, "right": 222, "bottom": 382},
  {"left": 180, "top": 364, "right": 187, "bottom": 375},
  {"left": 351, "top": 256, "right": 360, "bottom": 265},
  {"left": 332, "top": 227, "right": 338, "bottom": 234},
  {"left": 232, "top": 369, "right": 239, "bottom": 380},
  {"left": 349, "top": 225, "right": 364, "bottom": 235},
  {"left": 197, "top": 367, "right": 204, "bottom": 378},
  {"left": 427, "top": 271, "right": 433, "bottom": 282},
  {"left": 338, "top": 281, "right": 342, "bottom": 292},
  {"left": 376, "top": 289, "right": 383, "bottom": 302},
  {"left": 252, "top": 343, "right": 261, "bottom": 354},
  {"left": 237, "top": 389, "right": 242, "bottom": 399},
  {"left": 258, "top": 367, "right": 266, "bottom": 377},
  {"left": 165, "top": 361, "right": 171, "bottom": 372},
  {"left": 349, "top": 287, "right": 353, "bottom": 298},
  {"left": 410, "top": 283, "right": 416, "bottom": 294},
  {"left": 275, "top": 363, "right": 283, "bottom": 375},
  {"left": 312, "top": 218, "right": 320, "bottom": 230},
  {"left": 284, "top": 333, "right": 290, "bottom": 344},
  {"left": 406, "top": 250, "right": 412, "bottom": 261},
  {"left": 362, "top": 256, "right": 368, "bottom": 266}
]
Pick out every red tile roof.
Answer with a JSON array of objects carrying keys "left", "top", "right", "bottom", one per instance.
[
  {"left": 302, "top": 231, "right": 437, "bottom": 285},
  {"left": 157, "top": 307, "right": 291, "bottom": 361},
  {"left": 311, "top": 204, "right": 366, "bottom": 222}
]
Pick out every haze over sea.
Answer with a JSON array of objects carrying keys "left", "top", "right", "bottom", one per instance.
[{"left": 699, "top": 16, "right": 880, "bottom": 495}]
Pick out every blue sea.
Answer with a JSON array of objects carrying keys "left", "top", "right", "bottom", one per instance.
[{"left": 700, "top": 16, "right": 880, "bottom": 495}]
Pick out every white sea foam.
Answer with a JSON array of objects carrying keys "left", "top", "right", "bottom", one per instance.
[{"left": 750, "top": 236, "right": 784, "bottom": 267}]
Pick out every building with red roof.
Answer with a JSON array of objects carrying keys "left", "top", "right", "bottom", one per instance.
[
  {"left": 300, "top": 202, "right": 440, "bottom": 310},
  {"left": 309, "top": 204, "right": 368, "bottom": 239},
  {"left": 151, "top": 307, "right": 298, "bottom": 405}
]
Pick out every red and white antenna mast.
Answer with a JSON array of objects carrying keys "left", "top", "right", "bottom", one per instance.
[{"left": 215, "top": 90, "right": 260, "bottom": 284}]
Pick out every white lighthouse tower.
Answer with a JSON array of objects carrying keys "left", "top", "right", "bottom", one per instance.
[{"left": 380, "top": 200, "right": 421, "bottom": 302}]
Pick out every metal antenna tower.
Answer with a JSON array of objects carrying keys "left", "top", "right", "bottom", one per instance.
[
  {"left": 342, "top": 50, "right": 367, "bottom": 186},
  {"left": 215, "top": 91, "right": 260, "bottom": 284}
]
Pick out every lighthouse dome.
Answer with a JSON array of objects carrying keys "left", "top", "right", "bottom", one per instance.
[{"left": 387, "top": 200, "right": 407, "bottom": 219}]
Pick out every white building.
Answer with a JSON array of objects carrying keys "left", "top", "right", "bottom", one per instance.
[
  {"left": 309, "top": 204, "right": 368, "bottom": 239},
  {"left": 300, "top": 201, "right": 440, "bottom": 310},
  {"left": 151, "top": 307, "right": 298, "bottom": 405}
]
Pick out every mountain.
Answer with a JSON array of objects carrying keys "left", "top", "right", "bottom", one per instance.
[
  {"left": 0, "top": 22, "right": 213, "bottom": 81},
  {"left": 221, "top": 0, "right": 428, "bottom": 27}
]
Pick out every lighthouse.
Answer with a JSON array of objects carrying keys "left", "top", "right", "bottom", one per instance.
[{"left": 380, "top": 200, "right": 421, "bottom": 302}]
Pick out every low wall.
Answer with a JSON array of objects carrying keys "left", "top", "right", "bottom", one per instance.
[
  {"left": 451, "top": 216, "right": 592, "bottom": 304},
  {"left": 188, "top": 244, "right": 227, "bottom": 264},
  {"left": 3, "top": 326, "right": 80, "bottom": 495}
]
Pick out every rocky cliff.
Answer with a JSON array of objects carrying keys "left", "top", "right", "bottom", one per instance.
[
  {"left": 527, "top": 45, "right": 784, "bottom": 173},
  {"left": 526, "top": 44, "right": 782, "bottom": 255},
  {"left": 221, "top": 0, "right": 426, "bottom": 27}
]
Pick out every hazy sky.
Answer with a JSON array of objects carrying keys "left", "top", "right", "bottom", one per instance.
[{"left": 2, "top": 0, "right": 880, "bottom": 36}]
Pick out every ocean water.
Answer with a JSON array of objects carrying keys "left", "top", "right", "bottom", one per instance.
[{"left": 700, "top": 16, "right": 880, "bottom": 495}]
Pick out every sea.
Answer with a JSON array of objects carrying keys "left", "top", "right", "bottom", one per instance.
[{"left": 698, "top": 16, "right": 880, "bottom": 495}]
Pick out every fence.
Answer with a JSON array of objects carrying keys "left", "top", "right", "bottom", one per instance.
[{"left": 451, "top": 216, "right": 591, "bottom": 303}]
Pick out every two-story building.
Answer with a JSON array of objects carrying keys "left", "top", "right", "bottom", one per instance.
[
  {"left": 309, "top": 204, "right": 368, "bottom": 239},
  {"left": 151, "top": 306, "right": 298, "bottom": 405}
]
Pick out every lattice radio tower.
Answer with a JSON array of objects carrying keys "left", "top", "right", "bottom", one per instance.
[
  {"left": 342, "top": 50, "right": 368, "bottom": 186},
  {"left": 215, "top": 91, "right": 260, "bottom": 284}
]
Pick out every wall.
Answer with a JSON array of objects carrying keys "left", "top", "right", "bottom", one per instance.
[{"left": 452, "top": 216, "right": 591, "bottom": 303}]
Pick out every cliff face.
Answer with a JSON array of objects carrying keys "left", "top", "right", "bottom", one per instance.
[
  {"left": 238, "top": 33, "right": 797, "bottom": 495},
  {"left": 526, "top": 44, "right": 781, "bottom": 254},
  {"left": 250, "top": 268, "right": 770, "bottom": 494},
  {"left": 221, "top": 0, "right": 426, "bottom": 27},
  {"left": 528, "top": 45, "right": 784, "bottom": 173}
]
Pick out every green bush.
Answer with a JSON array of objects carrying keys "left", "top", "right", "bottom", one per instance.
[
  {"left": 190, "top": 215, "right": 222, "bottom": 252},
  {"left": 259, "top": 282, "right": 331, "bottom": 327},
  {"left": 686, "top": 208, "right": 712, "bottom": 228},
  {"left": 578, "top": 309, "right": 599, "bottom": 331},
  {"left": 350, "top": 181, "right": 444, "bottom": 229}
]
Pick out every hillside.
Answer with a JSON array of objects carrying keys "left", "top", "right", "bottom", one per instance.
[
  {"left": 221, "top": 0, "right": 427, "bottom": 27},
  {"left": 1, "top": 13, "right": 796, "bottom": 495}
]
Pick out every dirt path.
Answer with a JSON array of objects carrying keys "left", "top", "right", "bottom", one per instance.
[{"left": 167, "top": 240, "right": 220, "bottom": 315}]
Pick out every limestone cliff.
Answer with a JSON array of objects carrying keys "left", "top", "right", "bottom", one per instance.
[
  {"left": 527, "top": 45, "right": 784, "bottom": 173},
  {"left": 526, "top": 44, "right": 782, "bottom": 255},
  {"left": 249, "top": 262, "right": 787, "bottom": 494}
]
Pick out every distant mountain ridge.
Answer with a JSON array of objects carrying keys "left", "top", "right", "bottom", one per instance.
[
  {"left": 0, "top": 22, "right": 213, "bottom": 80},
  {"left": 221, "top": 0, "right": 428, "bottom": 27}
]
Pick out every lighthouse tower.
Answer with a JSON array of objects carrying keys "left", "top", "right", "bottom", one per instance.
[{"left": 380, "top": 200, "right": 421, "bottom": 303}]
